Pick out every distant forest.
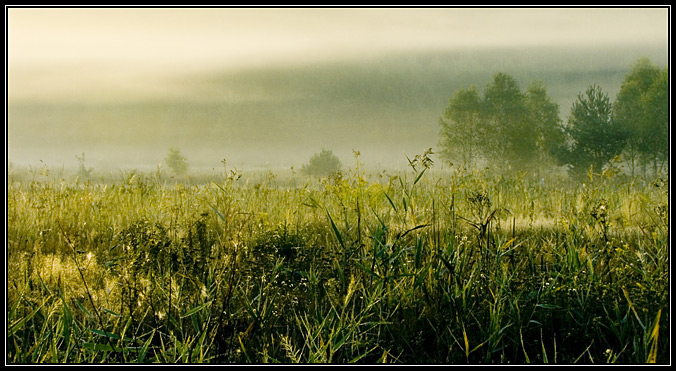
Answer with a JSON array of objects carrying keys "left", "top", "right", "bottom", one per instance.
[{"left": 438, "top": 57, "right": 668, "bottom": 179}]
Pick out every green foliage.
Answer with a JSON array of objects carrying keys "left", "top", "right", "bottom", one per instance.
[
  {"left": 438, "top": 58, "right": 666, "bottom": 180},
  {"left": 301, "top": 149, "right": 342, "bottom": 177},
  {"left": 525, "top": 81, "right": 565, "bottom": 174},
  {"left": 562, "top": 84, "right": 626, "bottom": 179},
  {"left": 639, "top": 66, "right": 669, "bottom": 173},
  {"left": 439, "top": 85, "right": 485, "bottom": 168},
  {"left": 6, "top": 155, "right": 669, "bottom": 364},
  {"left": 483, "top": 73, "right": 536, "bottom": 171},
  {"left": 612, "top": 58, "right": 666, "bottom": 176},
  {"left": 165, "top": 147, "right": 189, "bottom": 177},
  {"left": 438, "top": 73, "right": 561, "bottom": 174}
]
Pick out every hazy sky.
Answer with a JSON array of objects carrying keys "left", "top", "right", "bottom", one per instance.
[
  {"left": 6, "top": 6, "right": 670, "bottom": 169},
  {"left": 9, "top": 7, "right": 668, "bottom": 68},
  {"left": 7, "top": 7, "right": 669, "bottom": 103}
]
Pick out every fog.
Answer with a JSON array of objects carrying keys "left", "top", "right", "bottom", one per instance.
[{"left": 6, "top": 7, "right": 669, "bottom": 173}]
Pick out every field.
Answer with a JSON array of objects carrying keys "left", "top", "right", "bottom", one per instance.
[{"left": 6, "top": 157, "right": 669, "bottom": 364}]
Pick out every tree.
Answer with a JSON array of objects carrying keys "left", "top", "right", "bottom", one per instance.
[
  {"left": 438, "top": 73, "right": 563, "bottom": 175},
  {"left": 612, "top": 58, "right": 662, "bottom": 177},
  {"left": 564, "top": 84, "right": 626, "bottom": 178},
  {"left": 524, "top": 81, "right": 564, "bottom": 176},
  {"left": 438, "top": 85, "right": 485, "bottom": 168},
  {"left": 301, "top": 149, "right": 342, "bottom": 177},
  {"left": 75, "top": 152, "right": 93, "bottom": 179},
  {"left": 165, "top": 147, "right": 189, "bottom": 176},
  {"left": 641, "top": 67, "right": 669, "bottom": 174},
  {"left": 483, "top": 73, "right": 535, "bottom": 172}
]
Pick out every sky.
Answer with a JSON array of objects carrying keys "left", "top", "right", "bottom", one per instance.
[
  {"left": 5, "top": 6, "right": 670, "bottom": 170},
  {"left": 8, "top": 7, "right": 669, "bottom": 72},
  {"left": 6, "top": 6, "right": 669, "bottom": 104}
]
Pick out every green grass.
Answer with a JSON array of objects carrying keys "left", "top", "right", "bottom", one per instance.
[{"left": 6, "top": 158, "right": 669, "bottom": 364}]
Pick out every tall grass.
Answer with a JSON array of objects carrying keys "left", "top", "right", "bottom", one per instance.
[{"left": 6, "top": 158, "right": 669, "bottom": 364}]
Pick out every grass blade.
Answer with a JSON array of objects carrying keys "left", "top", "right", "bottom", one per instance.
[
  {"left": 383, "top": 191, "right": 398, "bottom": 212},
  {"left": 326, "top": 209, "right": 345, "bottom": 250},
  {"left": 59, "top": 293, "right": 73, "bottom": 355},
  {"left": 210, "top": 204, "right": 227, "bottom": 224},
  {"left": 181, "top": 302, "right": 212, "bottom": 319},
  {"left": 8, "top": 296, "right": 51, "bottom": 337},
  {"left": 646, "top": 309, "right": 661, "bottom": 363},
  {"left": 413, "top": 168, "right": 427, "bottom": 185}
]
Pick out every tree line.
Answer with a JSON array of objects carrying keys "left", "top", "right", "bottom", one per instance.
[{"left": 438, "top": 57, "right": 668, "bottom": 179}]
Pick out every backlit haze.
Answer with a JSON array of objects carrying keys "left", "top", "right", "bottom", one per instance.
[{"left": 7, "top": 7, "right": 669, "bottom": 172}]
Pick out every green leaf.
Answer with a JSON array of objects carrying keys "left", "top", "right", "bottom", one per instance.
[
  {"left": 103, "top": 308, "right": 121, "bottom": 317},
  {"left": 647, "top": 309, "right": 662, "bottom": 363},
  {"left": 211, "top": 181, "right": 228, "bottom": 194},
  {"left": 8, "top": 296, "right": 51, "bottom": 337},
  {"left": 355, "top": 261, "right": 382, "bottom": 280},
  {"left": 60, "top": 293, "right": 73, "bottom": 353},
  {"left": 413, "top": 168, "right": 426, "bottom": 185},
  {"left": 210, "top": 204, "right": 227, "bottom": 224},
  {"left": 399, "top": 224, "right": 429, "bottom": 239},
  {"left": 302, "top": 196, "right": 322, "bottom": 209},
  {"left": 439, "top": 254, "right": 454, "bottom": 275},
  {"left": 238, "top": 287, "right": 261, "bottom": 322},
  {"left": 181, "top": 301, "right": 212, "bottom": 319},
  {"left": 383, "top": 191, "right": 398, "bottom": 212},
  {"left": 326, "top": 210, "right": 345, "bottom": 250},
  {"left": 74, "top": 298, "right": 92, "bottom": 317},
  {"left": 137, "top": 330, "right": 155, "bottom": 363},
  {"left": 82, "top": 342, "right": 118, "bottom": 352},
  {"left": 89, "top": 328, "right": 120, "bottom": 340}
]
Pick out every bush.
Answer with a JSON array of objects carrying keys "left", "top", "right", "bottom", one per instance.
[
  {"left": 165, "top": 147, "right": 189, "bottom": 176},
  {"left": 301, "top": 149, "right": 342, "bottom": 177}
]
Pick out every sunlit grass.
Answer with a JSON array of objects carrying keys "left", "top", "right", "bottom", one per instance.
[{"left": 6, "top": 157, "right": 669, "bottom": 364}]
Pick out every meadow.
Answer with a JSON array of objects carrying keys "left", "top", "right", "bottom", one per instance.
[{"left": 6, "top": 155, "right": 669, "bottom": 364}]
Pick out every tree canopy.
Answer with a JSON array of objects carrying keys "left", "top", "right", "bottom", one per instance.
[
  {"left": 438, "top": 72, "right": 562, "bottom": 175},
  {"left": 562, "top": 84, "right": 625, "bottom": 179},
  {"left": 438, "top": 85, "right": 484, "bottom": 168},
  {"left": 165, "top": 147, "right": 189, "bottom": 177},
  {"left": 613, "top": 58, "right": 668, "bottom": 175},
  {"left": 301, "top": 149, "right": 342, "bottom": 177},
  {"left": 438, "top": 58, "right": 668, "bottom": 179}
]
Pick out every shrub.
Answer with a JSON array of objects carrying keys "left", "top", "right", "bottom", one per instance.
[
  {"left": 301, "top": 149, "right": 342, "bottom": 177},
  {"left": 165, "top": 147, "right": 189, "bottom": 176}
]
